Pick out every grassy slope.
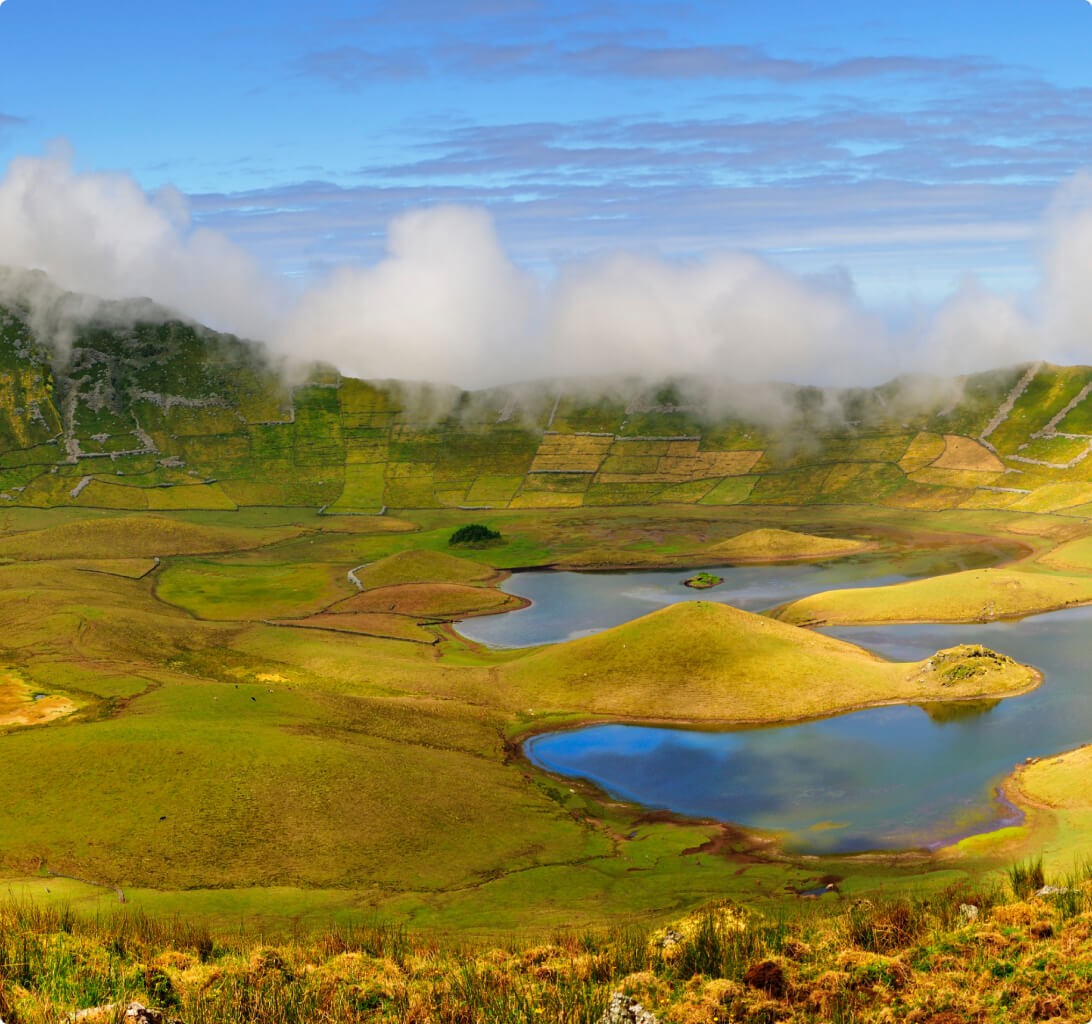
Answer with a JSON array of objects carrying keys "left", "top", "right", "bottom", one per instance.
[
  {"left": 0, "top": 680, "right": 602, "bottom": 892},
  {"left": 1004, "top": 745, "right": 1092, "bottom": 876},
  {"left": 351, "top": 548, "right": 499, "bottom": 589},
  {"left": 707, "top": 526, "right": 871, "bottom": 562},
  {"left": 0, "top": 298, "right": 1090, "bottom": 521},
  {"left": 490, "top": 601, "right": 1037, "bottom": 722},
  {"left": 155, "top": 559, "right": 353, "bottom": 620},
  {"left": 0, "top": 515, "right": 302, "bottom": 559},
  {"left": 775, "top": 567, "right": 1092, "bottom": 625}
]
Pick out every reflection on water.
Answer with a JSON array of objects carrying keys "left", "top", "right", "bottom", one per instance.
[
  {"left": 915, "top": 699, "right": 1001, "bottom": 724},
  {"left": 512, "top": 575, "right": 1092, "bottom": 853}
]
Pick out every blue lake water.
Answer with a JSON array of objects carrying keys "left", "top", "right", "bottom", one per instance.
[
  {"left": 459, "top": 553, "right": 1092, "bottom": 853},
  {"left": 456, "top": 544, "right": 1007, "bottom": 649}
]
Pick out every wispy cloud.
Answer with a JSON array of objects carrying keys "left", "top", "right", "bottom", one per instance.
[
  {"left": 297, "top": 37, "right": 1001, "bottom": 87},
  {"left": 10, "top": 146, "right": 1092, "bottom": 392}
]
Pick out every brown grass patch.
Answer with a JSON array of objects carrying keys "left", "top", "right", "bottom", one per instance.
[
  {"left": 932, "top": 435, "right": 1005, "bottom": 472},
  {"left": 331, "top": 582, "right": 523, "bottom": 619}
]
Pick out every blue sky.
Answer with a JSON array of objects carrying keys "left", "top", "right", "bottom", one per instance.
[{"left": 1, "top": 0, "right": 1092, "bottom": 337}]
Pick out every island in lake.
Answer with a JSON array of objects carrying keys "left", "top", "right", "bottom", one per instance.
[{"left": 684, "top": 571, "right": 723, "bottom": 589}]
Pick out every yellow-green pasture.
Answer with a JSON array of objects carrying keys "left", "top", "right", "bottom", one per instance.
[{"left": 775, "top": 567, "right": 1092, "bottom": 626}]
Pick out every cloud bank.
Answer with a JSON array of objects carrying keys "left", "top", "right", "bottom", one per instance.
[
  {"left": 0, "top": 147, "right": 283, "bottom": 344},
  {"left": 0, "top": 147, "right": 1081, "bottom": 391}
]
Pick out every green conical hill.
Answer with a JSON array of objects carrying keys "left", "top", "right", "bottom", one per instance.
[
  {"left": 493, "top": 601, "right": 1037, "bottom": 723},
  {"left": 708, "top": 528, "right": 870, "bottom": 562}
]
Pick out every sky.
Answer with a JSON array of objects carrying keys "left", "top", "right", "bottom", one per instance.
[{"left": 1, "top": 0, "right": 1092, "bottom": 386}]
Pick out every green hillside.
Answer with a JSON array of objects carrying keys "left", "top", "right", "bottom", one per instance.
[{"left": 0, "top": 288, "right": 1091, "bottom": 516}]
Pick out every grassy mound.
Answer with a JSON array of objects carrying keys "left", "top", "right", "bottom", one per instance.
[
  {"left": 708, "top": 527, "right": 870, "bottom": 563},
  {"left": 0, "top": 515, "right": 299, "bottom": 560},
  {"left": 352, "top": 549, "right": 499, "bottom": 590},
  {"left": 333, "top": 582, "right": 522, "bottom": 619},
  {"left": 776, "top": 567, "right": 1092, "bottom": 625},
  {"left": 493, "top": 602, "right": 1036, "bottom": 722}
]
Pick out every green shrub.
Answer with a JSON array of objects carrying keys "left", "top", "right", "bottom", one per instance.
[{"left": 449, "top": 523, "right": 501, "bottom": 546}]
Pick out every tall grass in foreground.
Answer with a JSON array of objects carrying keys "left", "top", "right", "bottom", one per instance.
[
  {"left": 4, "top": 861, "right": 1092, "bottom": 1022},
  {"left": 1006, "top": 855, "right": 1044, "bottom": 899}
]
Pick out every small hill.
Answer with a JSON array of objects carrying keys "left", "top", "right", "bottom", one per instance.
[
  {"left": 0, "top": 515, "right": 299, "bottom": 560},
  {"left": 775, "top": 568, "right": 1092, "bottom": 625},
  {"left": 333, "top": 582, "right": 522, "bottom": 619},
  {"left": 495, "top": 601, "right": 1036, "bottom": 722},
  {"left": 707, "top": 527, "right": 871, "bottom": 562},
  {"left": 352, "top": 549, "right": 499, "bottom": 590}
]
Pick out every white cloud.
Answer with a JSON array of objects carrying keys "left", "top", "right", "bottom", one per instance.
[
  {"left": 280, "top": 205, "right": 539, "bottom": 384},
  {"left": 0, "top": 145, "right": 283, "bottom": 342},
  {"left": 5, "top": 145, "right": 1092, "bottom": 393}
]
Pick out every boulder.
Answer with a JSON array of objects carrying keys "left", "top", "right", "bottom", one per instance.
[{"left": 597, "top": 991, "right": 660, "bottom": 1024}]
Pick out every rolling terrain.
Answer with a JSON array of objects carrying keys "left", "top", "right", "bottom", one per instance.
[{"left": 3, "top": 276, "right": 1092, "bottom": 1021}]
